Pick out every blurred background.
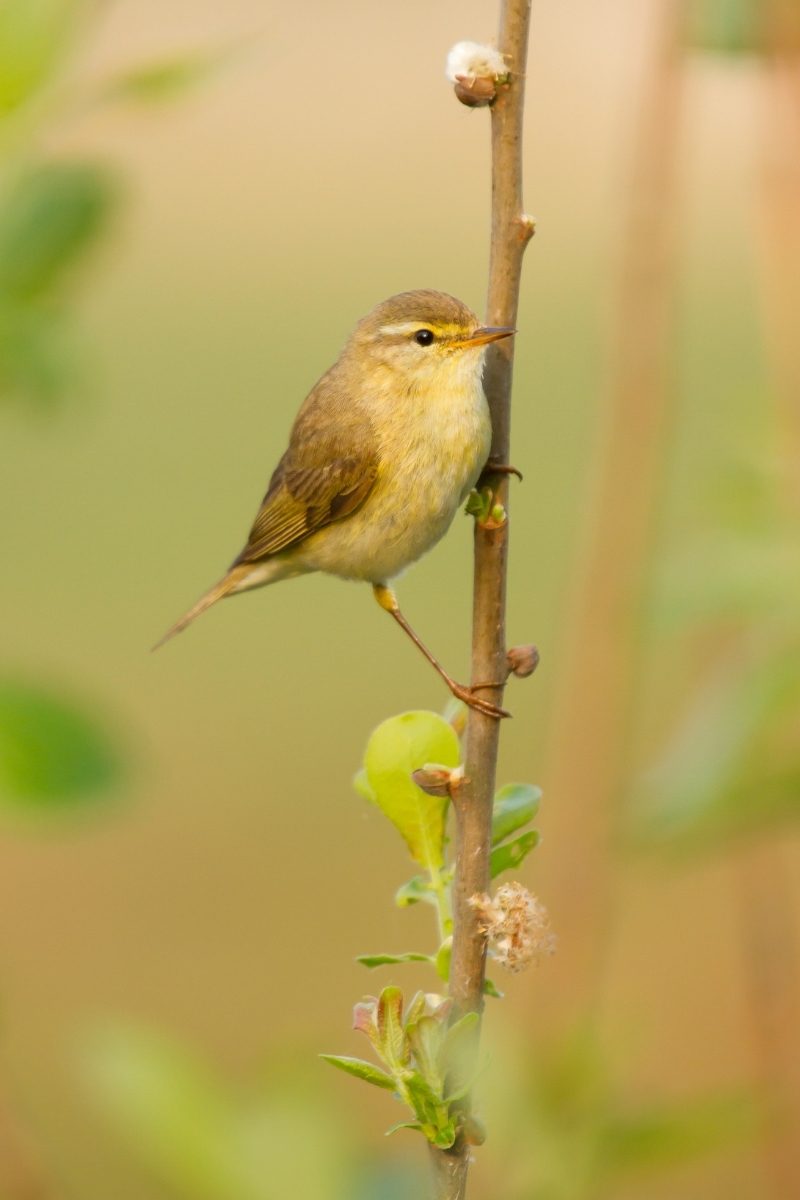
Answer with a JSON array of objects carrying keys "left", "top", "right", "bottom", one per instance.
[{"left": 1, "top": 0, "right": 799, "bottom": 1197}]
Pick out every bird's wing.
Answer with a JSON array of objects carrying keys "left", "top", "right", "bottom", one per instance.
[{"left": 233, "top": 387, "right": 379, "bottom": 565}]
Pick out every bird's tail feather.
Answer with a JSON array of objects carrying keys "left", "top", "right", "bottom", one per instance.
[{"left": 152, "top": 565, "right": 250, "bottom": 651}]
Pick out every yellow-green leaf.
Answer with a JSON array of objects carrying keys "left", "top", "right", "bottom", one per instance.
[{"left": 363, "top": 711, "right": 459, "bottom": 870}]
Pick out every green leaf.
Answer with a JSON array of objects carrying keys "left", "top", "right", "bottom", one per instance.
[
  {"left": 406, "top": 1017, "right": 445, "bottom": 1093},
  {"left": 403, "top": 1072, "right": 446, "bottom": 1128},
  {"left": 403, "top": 991, "right": 427, "bottom": 1027},
  {"left": 319, "top": 1055, "right": 396, "bottom": 1091},
  {"left": 385, "top": 1120, "right": 423, "bottom": 1138},
  {"left": 489, "top": 830, "right": 540, "bottom": 878},
  {"left": 377, "top": 987, "right": 407, "bottom": 1070},
  {"left": 483, "top": 978, "right": 503, "bottom": 999},
  {"left": 395, "top": 875, "right": 437, "bottom": 908},
  {"left": 363, "top": 711, "right": 459, "bottom": 870},
  {"left": 0, "top": 680, "right": 122, "bottom": 815},
  {"left": 491, "top": 782, "right": 542, "bottom": 845},
  {"left": 0, "top": 0, "right": 82, "bottom": 117},
  {"left": 103, "top": 45, "right": 238, "bottom": 105},
  {"left": 0, "top": 162, "right": 116, "bottom": 303},
  {"left": 441, "top": 1013, "right": 479, "bottom": 1103},
  {"left": 434, "top": 939, "right": 452, "bottom": 982},
  {"left": 356, "top": 953, "right": 432, "bottom": 969},
  {"left": 428, "top": 1120, "right": 458, "bottom": 1149}
]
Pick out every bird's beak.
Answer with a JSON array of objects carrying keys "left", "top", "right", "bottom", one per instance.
[{"left": 453, "top": 326, "right": 516, "bottom": 349}]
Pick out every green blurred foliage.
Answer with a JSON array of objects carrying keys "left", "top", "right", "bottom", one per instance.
[
  {"left": 0, "top": 0, "right": 84, "bottom": 118},
  {"left": 685, "top": 0, "right": 763, "bottom": 54},
  {"left": 630, "top": 643, "right": 800, "bottom": 850},
  {"left": 0, "top": 161, "right": 117, "bottom": 406},
  {"left": 484, "top": 1027, "right": 757, "bottom": 1200},
  {"left": 0, "top": 679, "right": 123, "bottom": 819},
  {"left": 631, "top": 448, "right": 800, "bottom": 850},
  {"left": 83, "top": 1024, "right": 356, "bottom": 1200}
]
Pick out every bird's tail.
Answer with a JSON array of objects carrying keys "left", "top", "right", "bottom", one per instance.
[{"left": 152, "top": 565, "right": 250, "bottom": 651}]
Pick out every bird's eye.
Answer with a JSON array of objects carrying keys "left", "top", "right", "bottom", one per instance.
[{"left": 413, "top": 329, "right": 435, "bottom": 347}]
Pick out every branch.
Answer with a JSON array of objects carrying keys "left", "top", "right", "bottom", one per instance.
[{"left": 433, "top": 3, "right": 534, "bottom": 1196}]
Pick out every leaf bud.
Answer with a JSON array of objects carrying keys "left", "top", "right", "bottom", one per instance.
[
  {"left": 507, "top": 644, "right": 540, "bottom": 678},
  {"left": 412, "top": 763, "right": 465, "bottom": 798}
]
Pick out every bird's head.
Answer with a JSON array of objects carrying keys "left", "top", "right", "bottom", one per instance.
[{"left": 346, "top": 290, "right": 514, "bottom": 391}]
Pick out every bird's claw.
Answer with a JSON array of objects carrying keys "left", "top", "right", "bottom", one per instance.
[
  {"left": 478, "top": 458, "right": 523, "bottom": 486},
  {"left": 449, "top": 682, "right": 511, "bottom": 720}
]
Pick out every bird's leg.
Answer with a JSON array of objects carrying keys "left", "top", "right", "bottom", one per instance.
[{"left": 372, "top": 584, "right": 511, "bottom": 720}]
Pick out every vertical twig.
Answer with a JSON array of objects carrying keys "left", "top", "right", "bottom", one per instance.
[{"left": 436, "top": 3, "right": 534, "bottom": 1197}]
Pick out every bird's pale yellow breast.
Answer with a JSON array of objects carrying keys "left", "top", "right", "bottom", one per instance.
[{"left": 289, "top": 348, "right": 491, "bottom": 583}]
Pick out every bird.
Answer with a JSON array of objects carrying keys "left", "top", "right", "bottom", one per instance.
[{"left": 155, "top": 289, "right": 515, "bottom": 718}]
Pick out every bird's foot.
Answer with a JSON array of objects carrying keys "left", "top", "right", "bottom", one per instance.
[
  {"left": 478, "top": 458, "right": 524, "bottom": 486},
  {"left": 448, "top": 680, "right": 511, "bottom": 720}
]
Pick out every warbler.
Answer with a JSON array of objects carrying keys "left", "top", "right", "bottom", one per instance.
[{"left": 156, "top": 290, "right": 514, "bottom": 717}]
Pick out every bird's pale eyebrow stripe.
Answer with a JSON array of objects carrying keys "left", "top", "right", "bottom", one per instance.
[{"left": 377, "top": 322, "right": 463, "bottom": 338}]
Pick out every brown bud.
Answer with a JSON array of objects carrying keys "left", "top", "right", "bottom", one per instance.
[
  {"left": 506, "top": 644, "right": 540, "bottom": 678},
  {"left": 412, "top": 764, "right": 465, "bottom": 798},
  {"left": 453, "top": 73, "right": 498, "bottom": 108}
]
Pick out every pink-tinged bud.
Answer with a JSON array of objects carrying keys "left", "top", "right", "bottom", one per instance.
[
  {"left": 353, "top": 998, "right": 378, "bottom": 1040},
  {"left": 446, "top": 41, "right": 509, "bottom": 108},
  {"left": 507, "top": 644, "right": 540, "bottom": 678}
]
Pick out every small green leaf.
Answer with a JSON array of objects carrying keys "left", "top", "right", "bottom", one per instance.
[
  {"left": 0, "top": 680, "right": 122, "bottom": 815},
  {"left": 385, "top": 1120, "right": 423, "bottom": 1137},
  {"left": 319, "top": 1055, "right": 396, "bottom": 1091},
  {"left": 356, "top": 953, "right": 432, "bottom": 969},
  {"left": 395, "top": 875, "right": 436, "bottom": 908},
  {"left": 441, "top": 1013, "right": 479, "bottom": 1102},
  {"left": 406, "top": 1017, "right": 445, "bottom": 1093},
  {"left": 363, "top": 712, "right": 459, "bottom": 870},
  {"left": 429, "top": 1121, "right": 458, "bottom": 1149},
  {"left": 377, "top": 987, "right": 407, "bottom": 1070},
  {"left": 403, "top": 1073, "right": 447, "bottom": 1128},
  {"left": 489, "top": 830, "right": 540, "bottom": 878},
  {"left": 483, "top": 978, "right": 503, "bottom": 999},
  {"left": 434, "top": 939, "right": 452, "bottom": 982},
  {"left": 403, "top": 992, "right": 427, "bottom": 1027},
  {"left": 492, "top": 782, "right": 542, "bottom": 845},
  {"left": 0, "top": 163, "right": 116, "bottom": 302}
]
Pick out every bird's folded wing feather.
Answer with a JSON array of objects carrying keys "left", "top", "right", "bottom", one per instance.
[{"left": 233, "top": 390, "right": 379, "bottom": 565}]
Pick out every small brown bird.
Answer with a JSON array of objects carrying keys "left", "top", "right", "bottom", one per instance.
[{"left": 156, "top": 290, "right": 514, "bottom": 717}]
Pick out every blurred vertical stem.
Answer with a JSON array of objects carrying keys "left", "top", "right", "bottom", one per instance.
[
  {"left": 434, "top": 3, "right": 534, "bottom": 1198},
  {"left": 542, "top": 0, "right": 684, "bottom": 1003},
  {"left": 742, "top": 6, "right": 800, "bottom": 1195}
]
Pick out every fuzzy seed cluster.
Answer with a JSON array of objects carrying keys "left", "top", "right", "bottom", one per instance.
[{"left": 469, "top": 882, "right": 556, "bottom": 973}]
